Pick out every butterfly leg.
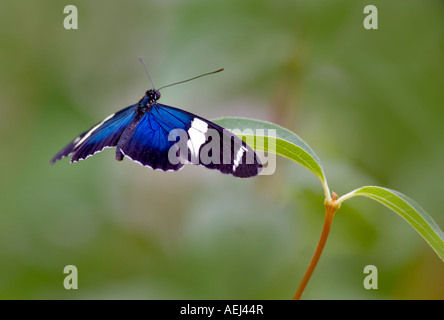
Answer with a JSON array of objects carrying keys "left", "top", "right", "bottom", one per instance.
[{"left": 116, "top": 149, "right": 125, "bottom": 161}]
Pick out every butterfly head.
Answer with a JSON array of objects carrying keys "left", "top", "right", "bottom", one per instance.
[
  {"left": 147, "top": 89, "right": 161, "bottom": 102},
  {"left": 140, "top": 89, "right": 161, "bottom": 106}
]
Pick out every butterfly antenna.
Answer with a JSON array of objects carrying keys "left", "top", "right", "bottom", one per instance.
[
  {"left": 158, "top": 68, "right": 224, "bottom": 90},
  {"left": 138, "top": 56, "right": 156, "bottom": 90}
]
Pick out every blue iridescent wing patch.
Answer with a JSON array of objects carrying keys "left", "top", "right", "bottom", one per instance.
[
  {"left": 51, "top": 87, "right": 262, "bottom": 178},
  {"left": 50, "top": 104, "right": 137, "bottom": 164},
  {"left": 119, "top": 106, "right": 188, "bottom": 171}
]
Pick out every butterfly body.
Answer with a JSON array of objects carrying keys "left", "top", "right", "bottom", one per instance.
[
  {"left": 114, "top": 90, "right": 159, "bottom": 162},
  {"left": 51, "top": 84, "right": 262, "bottom": 178}
]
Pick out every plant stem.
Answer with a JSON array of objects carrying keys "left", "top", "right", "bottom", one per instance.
[
  {"left": 321, "top": 178, "right": 332, "bottom": 203},
  {"left": 293, "top": 200, "right": 340, "bottom": 300}
]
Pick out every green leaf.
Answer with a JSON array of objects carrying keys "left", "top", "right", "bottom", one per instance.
[
  {"left": 342, "top": 186, "right": 444, "bottom": 262},
  {"left": 213, "top": 117, "right": 444, "bottom": 262},
  {"left": 213, "top": 117, "right": 326, "bottom": 183}
]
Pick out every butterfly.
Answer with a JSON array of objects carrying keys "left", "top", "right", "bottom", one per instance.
[{"left": 50, "top": 63, "right": 262, "bottom": 178}]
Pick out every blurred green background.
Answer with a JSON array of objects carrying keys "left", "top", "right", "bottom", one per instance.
[{"left": 0, "top": 0, "right": 443, "bottom": 299}]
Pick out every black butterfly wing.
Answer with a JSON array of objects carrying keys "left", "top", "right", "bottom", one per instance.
[
  {"left": 50, "top": 104, "right": 137, "bottom": 165},
  {"left": 120, "top": 103, "right": 262, "bottom": 178}
]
